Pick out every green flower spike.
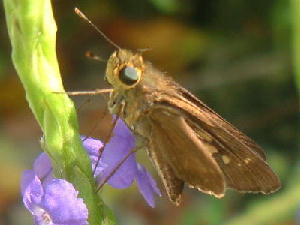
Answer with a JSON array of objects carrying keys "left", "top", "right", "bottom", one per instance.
[{"left": 3, "top": 0, "right": 116, "bottom": 224}]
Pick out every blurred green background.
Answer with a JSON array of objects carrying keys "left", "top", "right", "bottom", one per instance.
[{"left": 1, "top": 0, "right": 300, "bottom": 224}]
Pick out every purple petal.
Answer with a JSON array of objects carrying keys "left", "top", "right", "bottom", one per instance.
[
  {"left": 40, "top": 179, "right": 88, "bottom": 225},
  {"left": 21, "top": 170, "right": 35, "bottom": 195},
  {"left": 136, "top": 164, "right": 161, "bottom": 208},
  {"left": 113, "top": 117, "right": 135, "bottom": 140},
  {"left": 42, "top": 173, "right": 55, "bottom": 188},
  {"left": 98, "top": 153, "right": 137, "bottom": 188},
  {"left": 97, "top": 119, "right": 137, "bottom": 188},
  {"left": 82, "top": 136, "right": 107, "bottom": 175},
  {"left": 81, "top": 136, "right": 103, "bottom": 157},
  {"left": 33, "top": 153, "right": 52, "bottom": 180},
  {"left": 22, "top": 173, "right": 44, "bottom": 212}
]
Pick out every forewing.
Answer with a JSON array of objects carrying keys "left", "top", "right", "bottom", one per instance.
[
  {"left": 178, "top": 87, "right": 267, "bottom": 160},
  {"left": 149, "top": 106, "right": 225, "bottom": 198},
  {"left": 186, "top": 119, "right": 280, "bottom": 193},
  {"left": 153, "top": 87, "right": 280, "bottom": 193}
]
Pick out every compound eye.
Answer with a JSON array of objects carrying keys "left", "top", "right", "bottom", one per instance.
[{"left": 119, "top": 66, "right": 140, "bottom": 86}]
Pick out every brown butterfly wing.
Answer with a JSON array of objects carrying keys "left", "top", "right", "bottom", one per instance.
[
  {"left": 145, "top": 138, "right": 184, "bottom": 205},
  {"left": 178, "top": 87, "right": 267, "bottom": 160},
  {"left": 152, "top": 87, "right": 281, "bottom": 194},
  {"left": 186, "top": 119, "right": 280, "bottom": 193},
  {"left": 149, "top": 106, "right": 225, "bottom": 199}
]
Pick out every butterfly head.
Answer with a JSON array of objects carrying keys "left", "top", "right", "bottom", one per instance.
[{"left": 105, "top": 49, "right": 144, "bottom": 90}]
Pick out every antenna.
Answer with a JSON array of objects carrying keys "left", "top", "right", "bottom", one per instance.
[{"left": 74, "top": 7, "right": 121, "bottom": 50}]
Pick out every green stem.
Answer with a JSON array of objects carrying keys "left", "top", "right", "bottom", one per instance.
[{"left": 3, "top": 0, "right": 116, "bottom": 224}]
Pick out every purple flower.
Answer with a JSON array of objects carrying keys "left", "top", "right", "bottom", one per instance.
[
  {"left": 83, "top": 118, "right": 161, "bottom": 207},
  {"left": 21, "top": 160, "right": 88, "bottom": 225},
  {"left": 21, "top": 117, "right": 161, "bottom": 223}
]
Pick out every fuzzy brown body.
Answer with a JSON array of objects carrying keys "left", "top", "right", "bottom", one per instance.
[{"left": 105, "top": 49, "right": 281, "bottom": 205}]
